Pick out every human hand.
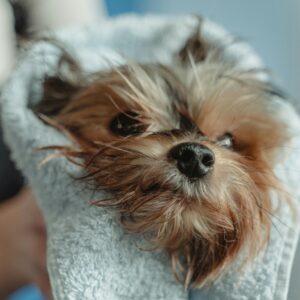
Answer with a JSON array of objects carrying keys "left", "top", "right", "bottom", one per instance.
[{"left": 0, "top": 187, "right": 52, "bottom": 299}]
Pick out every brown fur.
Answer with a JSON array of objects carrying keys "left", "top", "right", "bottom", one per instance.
[{"left": 36, "top": 25, "right": 291, "bottom": 288}]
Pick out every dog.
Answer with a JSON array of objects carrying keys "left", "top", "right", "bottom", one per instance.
[{"left": 35, "top": 22, "right": 292, "bottom": 288}]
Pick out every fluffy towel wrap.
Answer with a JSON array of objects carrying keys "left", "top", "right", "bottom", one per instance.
[{"left": 1, "top": 15, "right": 300, "bottom": 300}]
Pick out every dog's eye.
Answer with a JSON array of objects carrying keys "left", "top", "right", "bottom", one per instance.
[
  {"left": 217, "top": 133, "right": 234, "bottom": 148},
  {"left": 110, "top": 111, "right": 146, "bottom": 137}
]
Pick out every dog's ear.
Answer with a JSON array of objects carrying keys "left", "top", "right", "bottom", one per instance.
[
  {"left": 34, "top": 47, "right": 84, "bottom": 116},
  {"left": 178, "top": 17, "right": 206, "bottom": 64},
  {"left": 34, "top": 76, "right": 80, "bottom": 116}
]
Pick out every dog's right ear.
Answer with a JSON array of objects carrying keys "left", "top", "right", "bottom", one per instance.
[
  {"left": 34, "top": 76, "right": 80, "bottom": 116},
  {"left": 33, "top": 40, "right": 85, "bottom": 116},
  {"left": 178, "top": 17, "right": 206, "bottom": 64}
]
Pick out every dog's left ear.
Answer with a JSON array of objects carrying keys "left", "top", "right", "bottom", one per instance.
[
  {"left": 178, "top": 17, "right": 206, "bottom": 64},
  {"left": 34, "top": 76, "right": 81, "bottom": 117}
]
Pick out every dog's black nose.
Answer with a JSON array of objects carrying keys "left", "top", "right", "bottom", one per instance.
[{"left": 169, "top": 143, "right": 215, "bottom": 178}]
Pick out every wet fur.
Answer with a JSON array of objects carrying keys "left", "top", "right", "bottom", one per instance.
[{"left": 36, "top": 25, "right": 291, "bottom": 288}]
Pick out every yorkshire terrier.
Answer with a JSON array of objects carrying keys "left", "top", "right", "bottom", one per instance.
[{"left": 35, "top": 22, "right": 291, "bottom": 288}]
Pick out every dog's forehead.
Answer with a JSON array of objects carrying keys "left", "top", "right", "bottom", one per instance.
[
  {"left": 101, "top": 64, "right": 184, "bottom": 116},
  {"left": 80, "top": 61, "right": 278, "bottom": 139}
]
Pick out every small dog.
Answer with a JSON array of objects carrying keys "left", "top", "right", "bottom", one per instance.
[{"left": 36, "top": 23, "right": 291, "bottom": 288}]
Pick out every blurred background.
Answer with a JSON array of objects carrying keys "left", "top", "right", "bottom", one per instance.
[{"left": 3, "top": 0, "right": 300, "bottom": 299}]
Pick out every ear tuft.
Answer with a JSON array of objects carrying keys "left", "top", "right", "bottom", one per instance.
[
  {"left": 34, "top": 76, "right": 80, "bottom": 116},
  {"left": 33, "top": 45, "right": 84, "bottom": 117},
  {"left": 179, "top": 17, "right": 206, "bottom": 63}
]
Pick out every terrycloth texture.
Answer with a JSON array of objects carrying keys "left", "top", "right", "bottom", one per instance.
[{"left": 1, "top": 15, "right": 300, "bottom": 300}]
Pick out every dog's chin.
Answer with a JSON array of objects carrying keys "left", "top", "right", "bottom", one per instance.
[
  {"left": 92, "top": 163, "right": 271, "bottom": 288},
  {"left": 51, "top": 132, "right": 282, "bottom": 288}
]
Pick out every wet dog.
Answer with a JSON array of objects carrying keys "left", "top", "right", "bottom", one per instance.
[{"left": 36, "top": 23, "right": 291, "bottom": 288}]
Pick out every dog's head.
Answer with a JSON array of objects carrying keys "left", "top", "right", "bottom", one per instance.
[{"left": 37, "top": 26, "right": 291, "bottom": 287}]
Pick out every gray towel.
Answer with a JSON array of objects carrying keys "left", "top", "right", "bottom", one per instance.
[{"left": 1, "top": 15, "right": 300, "bottom": 300}]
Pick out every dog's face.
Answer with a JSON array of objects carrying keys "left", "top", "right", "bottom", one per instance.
[{"left": 37, "top": 29, "right": 290, "bottom": 287}]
